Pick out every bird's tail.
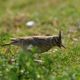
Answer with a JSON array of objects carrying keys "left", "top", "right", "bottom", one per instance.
[
  {"left": 1, "top": 43, "right": 11, "bottom": 46},
  {"left": 1, "top": 41, "right": 15, "bottom": 47}
]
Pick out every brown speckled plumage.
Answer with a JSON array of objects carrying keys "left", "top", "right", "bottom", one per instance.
[{"left": 2, "top": 31, "right": 65, "bottom": 53}]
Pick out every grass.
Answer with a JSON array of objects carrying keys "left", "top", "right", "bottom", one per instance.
[{"left": 0, "top": 0, "right": 80, "bottom": 80}]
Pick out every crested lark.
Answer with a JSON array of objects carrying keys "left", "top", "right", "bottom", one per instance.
[{"left": 2, "top": 31, "right": 65, "bottom": 53}]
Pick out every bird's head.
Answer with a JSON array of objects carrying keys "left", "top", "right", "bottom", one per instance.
[{"left": 52, "top": 31, "right": 65, "bottom": 48}]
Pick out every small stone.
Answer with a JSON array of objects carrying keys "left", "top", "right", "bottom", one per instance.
[{"left": 26, "top": 21, "right": 35, "bottom": 28}]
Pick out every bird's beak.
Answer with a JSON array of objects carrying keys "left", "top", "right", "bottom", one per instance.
[{"left": 61, "top": 44, "right": 66, "bottom": 48}]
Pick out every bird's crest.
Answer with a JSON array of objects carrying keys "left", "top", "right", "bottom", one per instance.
[{"left": 58, "top": 31, "right": 65, "bottom": 48}]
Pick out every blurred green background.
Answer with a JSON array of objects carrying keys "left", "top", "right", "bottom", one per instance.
[{"left": 0, "top": 0, "right": 80, "bottom": 80}]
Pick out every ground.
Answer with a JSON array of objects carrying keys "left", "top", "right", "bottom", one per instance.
[{"left": 0, "top": 0, "right": 80, "bottom": 80}]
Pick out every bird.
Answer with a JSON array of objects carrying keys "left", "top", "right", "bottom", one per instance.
[{"left": 2, "top": 31, "right": 65, "bottom": 53}]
